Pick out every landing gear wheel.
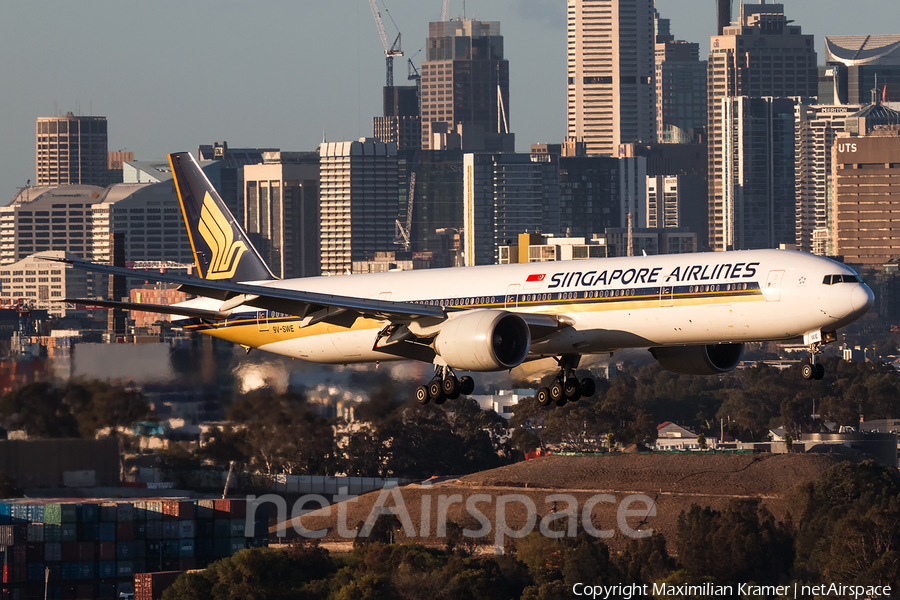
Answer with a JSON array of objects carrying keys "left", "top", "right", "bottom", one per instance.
[
  {"left": 556, "top": 397, "right": 567, "bottom": 407},
  {"left": 434, "top": 394, "right": 447, "bottom": 405},
  {"left": 580, "top": 378, "right": 596, "bottom": 398},
  {"left": 537, "top": 387, "right": 552, "bottom": 407},
  {"left": 428, "top": 380, "right": 444, "bottom": 403},
  {"left": 442, "top": 375, "right": 460, "bottom": 399},
  {"left": 813, "top": 363, "right": 825, "bottom": 380},
  {"left": 459, "top": 376, "right": 475, "bottom": 395},
  {"left": 549, "top": 381, "right": 564, "bottom": 403},
  {"left": 564, "top": 377, "right": 581, "bottom": 401},
  {"left": 415, "top": 386, "right": 430, "bottom": 405},
  {"left": 801, "top": 361, "right": 815, "bottom": 380}
]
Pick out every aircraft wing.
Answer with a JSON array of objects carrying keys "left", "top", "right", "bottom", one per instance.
[{"left": 39, "top": 255, "right": 446, "bottom": 325}]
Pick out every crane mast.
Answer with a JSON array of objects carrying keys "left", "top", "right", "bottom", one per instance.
[{"left": 368, "top": 0, "right": 403, "bottom": 87}]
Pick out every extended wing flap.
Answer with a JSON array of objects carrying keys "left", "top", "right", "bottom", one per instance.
[{"left": 38, "top": 255, "right": 445, "bottom": 322}]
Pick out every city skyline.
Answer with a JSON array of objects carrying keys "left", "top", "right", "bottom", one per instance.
[{"left": 0, "top": 0, "right": 895, "bottom": 200}]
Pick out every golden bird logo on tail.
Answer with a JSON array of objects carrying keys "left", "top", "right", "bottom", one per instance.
[{"left": 198, "top": 192, "right": 247, "bottom": 279}]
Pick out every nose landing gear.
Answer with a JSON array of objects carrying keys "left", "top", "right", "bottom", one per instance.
[
  {"left": 415, "top": 365, "right": 475, "bottom": 405},
  {"left": 537, "top": 355, "right": 596, "bottom": 407},
  {"left": 801, "top": 341, "right": 825, "bottom": 380}
]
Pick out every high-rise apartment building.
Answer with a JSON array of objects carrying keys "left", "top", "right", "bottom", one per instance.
[
  {"left": 36, "top": 114, "right": 109, "bottom": 187},
  {"left": 420, "top": 20, "right": 510, "bottom": 151},
  {"left": 567, "top": 0, "right": 656, "bottom": 155},
  {"left": 318, "top": 139, "right": 398, "bottom": 275},
  {"left": 707, "top": 3, "right": 816, "bottom": 251},
  {"left": 655, "top": 38, "right": 707, "bottom": 143},
  {"left": 374, "top": 86, "right": 421, "bottom": 151},
  {"left": 721, "top": 96, "right": 803, "bottom": 250},
  {"left": 462, "top": 153, "right": 560, "bottom": 266},
  {"left": 820, "top": 36, "right": 900, "bottom": 105},
  {"left": 794, "top": 104, "right": 859, "bottom": 254},
  {"left": 244, "top": 152, "right": 320, "bottom": 279},
  {"left": 1, "top": 185, "right": 105, "bottom": 264},
  {"left": 832, "top": 130, "right": 900, "bottom": 266}
]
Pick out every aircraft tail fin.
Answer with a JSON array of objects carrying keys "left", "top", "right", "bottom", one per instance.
[{"left": 168, "top": 152, "right": 276, "bottom": 282}]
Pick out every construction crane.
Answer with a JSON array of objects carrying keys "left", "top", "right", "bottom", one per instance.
[
  {"left": 368, "top": 0, "right": 403, "bottom": 87},
  {"left": 395, "top": 170, "right": 416, "bottom": 251}
]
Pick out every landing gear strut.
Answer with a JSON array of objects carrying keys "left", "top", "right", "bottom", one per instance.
[
  {"left": 537, "top": 355, "right": 596, "bottom": 408},
  {"left": 801, "top": 342, "right": 825, "bottom": 381},
  {"left": 415, "top": 365, "right": 474, "bottom": 405}
]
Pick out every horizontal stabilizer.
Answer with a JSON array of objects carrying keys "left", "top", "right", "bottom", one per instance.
[{"left": 60, "top": 298, "right": 231, "bottom": 320}]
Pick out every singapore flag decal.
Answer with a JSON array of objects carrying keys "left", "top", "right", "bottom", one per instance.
[{"left": 524, "top": 273, "right": 546, "bottom": 289}]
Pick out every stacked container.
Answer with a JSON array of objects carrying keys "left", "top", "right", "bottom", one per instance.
[{"left": 0, "top": 497, "right": 268, "bottom": 600}]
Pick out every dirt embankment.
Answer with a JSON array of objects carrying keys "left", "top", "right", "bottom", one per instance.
[{"left": 280, "top": 453, "right": 856, "bottom": 550}]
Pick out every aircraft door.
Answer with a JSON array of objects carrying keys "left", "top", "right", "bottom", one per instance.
[
  {"left": 660, "top": 279, "right": 674, "bottom": 307},
  {"left": 256, "top": 310, "right": 269, "bottom": 331},
  {"left": 505, "top": 284, "right": 520, "bottom": 309},
  {"left": 764, "top": 270, "right": 784, "bottom": 302}
]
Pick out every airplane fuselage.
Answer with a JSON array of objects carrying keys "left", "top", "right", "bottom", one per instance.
[{"left": 173, "top": 248, "right": 873, "bottom": 367}]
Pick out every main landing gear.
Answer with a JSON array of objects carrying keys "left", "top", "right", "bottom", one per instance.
[
  {"left": 801, "top": 341, "right": 825, "bottom": 381},
  {"left": 415, "top": 365, "right": 475, "bottom": 405},
  {"left": 537, "top": 355, "right": 596, "bottom": 408}
]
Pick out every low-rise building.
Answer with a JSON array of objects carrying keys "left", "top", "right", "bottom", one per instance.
[{"left": 0, "top": 251, "right": 87, "bottom": 318}]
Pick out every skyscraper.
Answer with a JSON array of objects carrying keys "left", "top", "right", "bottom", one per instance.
[
  {"left": 820, "top": 36, "right": 900, "bottom": 105},
  {"left": 318, "top": 139, "right": 398, "bottom": 275},
  {"left": 244, "top": 152, "right": 320, "bottom": 279},
  {"left": 567, "top": 0, "right": 656, "bottom": 155},
  {"left": 36, "top": 113, "right": 108, "bottom": 187},
  {"left": 420, "top": 20, "right": 510, "bottom": 151},
  {"left": 655, "top": 36, "right": 707, "bottom": 143},
  {"left": 707, "top": 3, "right": 817, "bottom": 251}
]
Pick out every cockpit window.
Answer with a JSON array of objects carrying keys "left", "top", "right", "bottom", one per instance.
[{"left": 823, "top": 274, "right": 860, "bottom": 285}]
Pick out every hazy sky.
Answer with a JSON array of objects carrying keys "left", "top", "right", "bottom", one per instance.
[{"left": 0, "top": 1, "right": 895, "bottom": 201}]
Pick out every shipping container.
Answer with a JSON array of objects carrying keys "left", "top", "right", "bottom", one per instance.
[
  {"left": 161, "top": 522, "right": 178, "bottom": 540},
  {"left": 134, "top": 521, "right": 147, "bottom": 540},
  {"left": 80, "top": 522, "right": 98, "bottom": 542},
  {"left": 25, "top": 542, "right": 44, "bottom": 562},
  {"left": 116, "top": 503, "right": 134, "bottom": 522},
  {"left": 230, "top": 537, "right": 248, "bottom": 554},
  {"left": 99, "top": 504, "right": 117, "bottom": 523},
  {"left": 60, "top": 524, "right": 78, "bottom": 542},
  {"left": 161, "top": 541, "right": 179, "bottom": 558},
  {"left": 213, "top": 520, "right": 230, "bottom": 538},
  {"left": 196, "top": 500, "right": 215, "bottom": 520},
  {"left": 178, "top": 521, "right": 195, "bottom": 539},
  {"left": 178, "top": 539, "right": 194, "bottom": 557},
  {"left": 0, "top": 524, "right": 26, "bottom": 546},
  {"left": 60, "top": 542, "right": 78, "bottom": 563},
  {"left": 230, "top": 519, "right": 247, "bottom": 537},
  {"left": 196, "top": 519, "right": 215, "bottom": 538},
  {"left": 145, "top": 501, "right": 163, "bottom": 519},
  {"left": 215, "top": 499, "right": 246, "bottom": 519},
  {"left": 44, "top": 523, "right": 61, "bottom": 543},
  {"left": 145, "top": 520, "right": 162, "bottom": 540},
  {"left": 44, "top": 542, "right": 61, "bottom": 562},
  {"left": 98, "top": 522, "right": 115, "bottom": 542},
  {"left": 76, "top": 583, "right": 96, "bottom": 599},
  {"left": 116, "top": 561, "right": 134, "bottom": 578},
  {"left": 98, "top": 581, "right": 117, "bottom": 600},
  {"left": 98, "top": 560, "right": 116, "bottom": 579},
  {"left": 195, "top": 538, "right": 214, "bottom": 558},
  {"left": 26, "top": 562, "right": 44, "bottom": 583},
  {"left": 117, "top": 541, "right": 136, "bottom": 561},
  {"left": 26, "top": 524, "right": 44, "bottom": 542},
  {"left": 76, "top": 561, "right": 94, "bottom": 580},
  {"left": 116, "top": 521, "right": 134, "bottom": 541},
  {"left": 79, "top": 503, "right": 99, "bottom": 523},
  {"left": 98, "top": 541, "right": 116, "bottom": 562},
  {"left": 134, "top": 571, "right": 181, "bottom": 600},
  {"left": 162, "top": 501, "right": 194, "bottom": 521},
  {"left": 76, "top": 542, "right": 95, "bottom": 562}
]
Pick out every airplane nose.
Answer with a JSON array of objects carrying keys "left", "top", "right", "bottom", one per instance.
[{"left": 851, "top": 284, "right": 874, "bottom": 313}]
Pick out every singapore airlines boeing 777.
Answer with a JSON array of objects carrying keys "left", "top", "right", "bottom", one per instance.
[{"left": 41, "top": 152, "right": 874, "bottom": 406}]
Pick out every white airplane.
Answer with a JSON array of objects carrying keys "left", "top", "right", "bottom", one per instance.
[{"left": 42, "top": 152, "right": 874, "bottom": 407}]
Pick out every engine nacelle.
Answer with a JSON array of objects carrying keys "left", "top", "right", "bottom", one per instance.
[
  {"left": 434, "top": 310, "right": 531, "bottom": 372},
  {"left": 649, "top": 343, "right": 744, "bottom": 375}
]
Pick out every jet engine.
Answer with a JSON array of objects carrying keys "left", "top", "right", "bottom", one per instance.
[
  {"left": 434, "top": 310, "right": 531, "bottom": 371},
  {"left": 649, "top": 343, "right": 744, "bottom": 375}
]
